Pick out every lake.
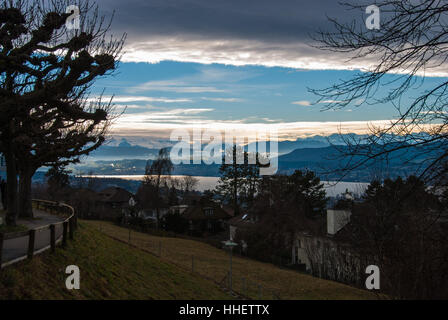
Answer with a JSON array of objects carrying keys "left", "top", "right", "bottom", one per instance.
[{"left": 86, "top": 175, "right": 369, "bottom": 197}]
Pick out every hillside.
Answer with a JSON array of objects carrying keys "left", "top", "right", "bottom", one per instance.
[
  {"left": 86, "top": 221, "right": 378, "bottom": 300},
  {"left": 67, "top": 139, "right": 439, "bottom": 182},
  {"left": 0, "top": 222, "right": 232, "bottom": 299}
]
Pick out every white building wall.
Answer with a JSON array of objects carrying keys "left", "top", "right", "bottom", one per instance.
[{"left": 327, "top": 209, "right": 351, "bottom": 235}]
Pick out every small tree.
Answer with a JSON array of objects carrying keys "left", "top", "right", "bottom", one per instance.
[
  {"left": 215, "top": 146, "right": 261, "bottom": 215},
  {"left": 180, "top": 175, "right": 199, "bottom": 195},
  {"left": 240, "top": 170, "right": 327, "bottom": 265},
  {"left": 140, "top": 148, "right": 173, "bottom": 227},
  {"left": 259, "top": 170, "right": 327, "bottom": 219},
  {"left": 163, "top": 212, "right": 188, "bottom": 234},
  {"left": 288, "top": 170, "right": 327, "bottom": 218},
  {"left": 45, "top": 165, "right": 71, "bottom": 200}
]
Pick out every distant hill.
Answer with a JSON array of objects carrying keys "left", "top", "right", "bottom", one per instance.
[
  {"left": 89, "top": 138, "right": 159, "bottom": 160},
  {"left": 276, "top": 142, "right": 438, "bottom": 180},
  {"left": 69, "top": 134, "right": 442, "bottom": 182}
]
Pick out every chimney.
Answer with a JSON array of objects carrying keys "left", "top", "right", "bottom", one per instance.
[{"left": 327, "top": 209, "right": 351, "bottom": 235}]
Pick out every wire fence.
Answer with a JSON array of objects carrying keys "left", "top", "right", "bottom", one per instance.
[{"left": 97, "top": 222, "right": 282, "bottom": 300}]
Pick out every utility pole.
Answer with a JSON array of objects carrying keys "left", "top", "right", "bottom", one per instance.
[{"left": 222, "top": 240, "right": 238, "bottom": 294}]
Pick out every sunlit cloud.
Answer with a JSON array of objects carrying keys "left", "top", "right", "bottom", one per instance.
[
  {"left": 96, "top": 95, "right": 193, "bottom": 104},
  {"left": 127, "top": 80, "right": 225, "bottom": 93},
  {"left": 201, "top": 97, "right": 244, "bottom": 102},
  {"left": 110, "top": 118, "right": 404, "bottom": 141},
  {"left": 115, "top": 108, "right": 215, "bottom": 123},
  {"left": 292, "top": 100, "right": 312, "bottom": 106}
]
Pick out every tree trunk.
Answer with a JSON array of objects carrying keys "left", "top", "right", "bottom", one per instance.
[
  {"left": 4, "top": 148, "right": 18, "bottom": 226},
  {"left": 18, "top": 165, "right": 35, "bottom": 218}
]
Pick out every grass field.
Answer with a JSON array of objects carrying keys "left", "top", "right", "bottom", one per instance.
[
  {"left": 0, "top": 221, "right": 232, "bottom": 299},
  {"left": 86, "top": 220, "right": 378, "bottom": 300}
]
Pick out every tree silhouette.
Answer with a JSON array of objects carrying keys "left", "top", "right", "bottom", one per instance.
[
  {"left": 140, "top": 148, "right": 173, "bottom": 228},
  {"left": 0, "top": 0, "right": 125, "bottom": 225},
  {"left": 311, "top": 1, "right": 448, "bottom": 183},
  {"left": 16, "top": 99, "right": 112, "bottom": 217},
  {"left": 215, "top": 146, "right": 262, "bottom": 215}
]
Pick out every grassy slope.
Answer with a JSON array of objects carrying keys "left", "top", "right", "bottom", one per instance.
[
  {"left": 86, "top": 221, "right": 378, "bottom": 300},
  {"left": 0, "top": 222, "right": 231, "bottom": 300}
]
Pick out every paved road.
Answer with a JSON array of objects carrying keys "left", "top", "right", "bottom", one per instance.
[{"left": 1, "top": 210, "right": 64, "bottom": 264}]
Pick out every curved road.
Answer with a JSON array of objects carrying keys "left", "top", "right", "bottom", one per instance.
[{"left": 1, "top": 210, "right": 64, "bottom": 265}]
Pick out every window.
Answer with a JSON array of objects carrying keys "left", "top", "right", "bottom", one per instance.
[{"left": 204, "top": 208, "right": 214, "bottom": 216}]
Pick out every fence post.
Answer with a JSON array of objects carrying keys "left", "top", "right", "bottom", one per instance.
[
  {"left": 63, "top": 221, "right": 68, "bottom": 247},
  {"left": 158, "top": 241, "right": 161, "bottom": 257},
  {"left": 73, "top": 210, "right": 78, "bottom": 230},
  {"left": 69, "top": 218, "right": 74, "bottom": 240},
  {"left": 242, "top": 277, "right": 247, "bottom": 297},
  {"left": 0, "top": 233, "right": 4, "bottom": 269},
  {"left": 50, "top": 225, "right": 56, "bottom": 253},
  {"left": 192, "top": 255, "right": 194, "bottom": 273},
  {"left": 27, "top": 230, "right": 36, "bottom": 260},
  {"left": 128, "top": 227, "right": 131, "bottom": 245}
]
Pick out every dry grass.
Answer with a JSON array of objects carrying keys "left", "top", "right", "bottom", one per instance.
[
  {"left": 0, "top": 222, "right": 232, "bottom": 300},
  {"left": 86, "top": 220, "right": 378, "bottom": 300}
]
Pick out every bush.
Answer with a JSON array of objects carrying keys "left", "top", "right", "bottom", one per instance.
[{"left": 162, "top": 212, "right": 188, "bottom": 234}]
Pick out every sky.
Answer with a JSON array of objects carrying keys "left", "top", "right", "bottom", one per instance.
[{"left": 86, "top": 0, "right": 448, "bottom": 146}]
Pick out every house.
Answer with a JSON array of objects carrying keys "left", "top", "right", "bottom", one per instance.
[
  {"left": 291, "top": 209, "right": 363, "bottom": 285},
  {"left": 222, "top": 205, "right": 236, "bottom": 218},
  {"left": 169, "top": 205, "right": 189, "bottom": 215},
  {"left": 183, "top": 200, "right": 232, "bottom": 235},
  {"left": 67, "top": 187, "right": 101, "bottom": 218},
  {"left": 228, "top": 212, "right": 259, "bottom": 241},
  {"left": 97, "top": 187, "right": 134, "bottom": 218},
  {"left": 138, "top": 206, "right": 170, "bottom": 221},
  {"left": 227, "top": 212, "right": 260, "bottom": 254}
]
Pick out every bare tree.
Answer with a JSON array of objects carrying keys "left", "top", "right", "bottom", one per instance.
[
  {"left": 0, "top": 0, "right": 125, "bottom": 225},
  {"left": 181, "top": 175, "right": 199, "bottom": 194},
  {"left": 141, "top": 148, "right": 173, "bottom": 228},
  {"left": 311, "top": 0, "right": 448, "bottom": 183},
  {"left": 17, "top": 97, "right": 115, "bottom": 217}
]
